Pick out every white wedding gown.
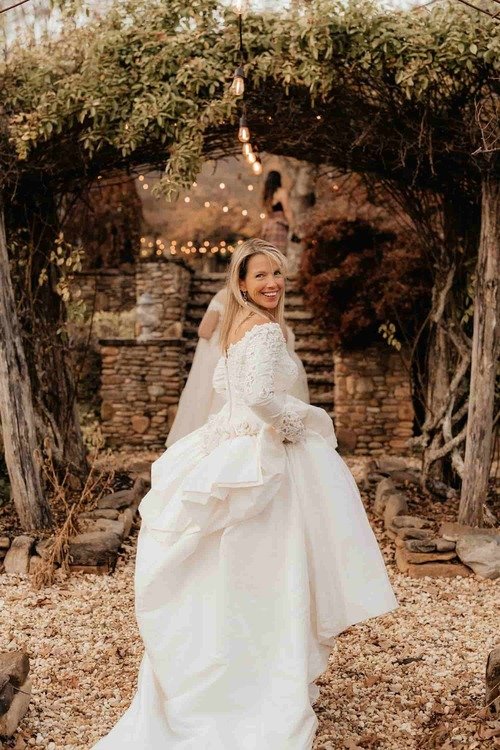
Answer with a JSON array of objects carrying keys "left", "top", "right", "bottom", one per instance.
[
  {"left": 167, "top": 292, "right": 310, "bottom": 447},
  {"left": 93, "top": 322, "right": 397, "bottom": 750}
]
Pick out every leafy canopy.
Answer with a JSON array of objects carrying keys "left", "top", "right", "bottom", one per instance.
[{"left": 1, "top": 0, "right": 498, "bottom": 198}]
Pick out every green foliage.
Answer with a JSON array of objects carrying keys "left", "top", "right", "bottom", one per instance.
[{"left": 0, "top": 0, "right": 498, "bottom": 199}]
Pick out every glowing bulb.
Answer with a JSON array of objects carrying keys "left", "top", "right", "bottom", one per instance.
[
  {"left": 156, "top": 239, "right": 161, "bottom": 245},
  {"left": 170, "top": 249, "right": 177, "bottom": 255},
  {"left": 247, "top": 185, "right": 254, "bottom": 191},
  {"left": 223, "top": 206, "right": 229, "bottom": 213},
  {"left": 138, "top": 175, "right": 145, "bottom": 182},
  {"left": 220, "top": 240, "right": 226, "bottom": 247},
  {"left": 184, "top": 196, "right": 190, "bottom": 203},
  {"left": 259, "top": 212, "right": 266, "bottom": 219},
  {"left": 143, "top": 183, "right": 149, "bottom": 189},
  {"left": 187, "top": 241, "right": 193, "bottom": 247},
  {"left": 204, "top": 240, "right": 210, "bottom": 247},
  {"left": 231, "top": 66, "right": 245, "bottom": 96},
  {"left": 247, "top": 151, "right": 257, "bottom": 165},
  {"left": 332, "top": 183, "right": 339, "bottom": 191},
  {"left": 233, "top": 1, "right": 249, "bottom": 15},
  {"left": 219, "top": 182, "right": 226, "bottom": 190},
  {"left": 204, "top": 201, "right": 211, "bottom": 207},
  {"left": 242, "top": 142, "right": 253, "bottom": 157},
  {"left": 156, "top": 249, "right": 162, "bottom": 255},
  {"left": 172, "top": 240, "right": 177, "bottom": 245},
  {"left": 148, "top": 242, "right": 153, "bottom": 248},
  {"left": 238, "top": 115, "right": 250, "bottom": 143},
  {"left": 237, "top": 239, "right": 243, "bottom": 245},
  {"left": 200, "top": 247, "right": 207, "bottom": 254},
  {"left": 252, "top": 159, "right": 263, "bottom": 176},
  {"left": 192, "top": 181, "right": 197, "bottom": 187},
  {"left": 140, "top": 237, "right": 146, "bottom": 243},
  {"left": 190, "top": 247, "right": 197, "bottom": 253},
  {"left": 242, "top": 209, "right": 248, "bottom": 216}
]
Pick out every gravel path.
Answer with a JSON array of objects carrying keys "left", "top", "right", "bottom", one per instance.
[{"left": 0, "top": 463, "right": 498, "bottom": 750}]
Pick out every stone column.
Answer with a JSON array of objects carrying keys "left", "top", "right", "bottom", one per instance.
[
  {"left": 334, "top": 345, "right": 414, "bottom": 455},
  {"left": 99, "top": 339, "right": 185, "bottom": 450},
  {"left": 135, "top": 258, "right": 192, "bottom": 338}
]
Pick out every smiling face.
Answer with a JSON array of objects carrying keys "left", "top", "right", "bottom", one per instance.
[{"left": 239, "top": 253, "right": 285, "bottom": 311}]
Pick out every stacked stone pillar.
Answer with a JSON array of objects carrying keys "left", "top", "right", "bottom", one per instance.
[
  {"left": 334, "top": 345, "right": 414, "bottom": 455},
  {"left": 135, "top": 259, "right": 192, "bottom": 338},
  {"left": 99, "top": 258, "right": 192, "bottom": 450},
  {"left": 100, "top": 339, "right": 185, "bottom": 449}
]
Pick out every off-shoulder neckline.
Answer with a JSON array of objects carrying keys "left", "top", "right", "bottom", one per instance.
[{"left": 226, "top": 321, "right": 283, "bottom": 356}]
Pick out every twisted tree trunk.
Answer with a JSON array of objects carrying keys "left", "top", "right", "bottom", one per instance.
[
  {"left": 0, "top": 197, "right": 52, "bottom": 530},
  {"left": 459, "top": 174, "right": 500, "bottom": 526}
]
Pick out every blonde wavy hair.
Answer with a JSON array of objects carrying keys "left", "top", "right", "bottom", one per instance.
[{"left": 219, "top": 238, "right": 288, "bottom": 353}]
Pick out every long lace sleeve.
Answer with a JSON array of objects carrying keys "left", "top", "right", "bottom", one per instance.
[{"left": 242, "top": 324, "right": 305, "bottom": 443}]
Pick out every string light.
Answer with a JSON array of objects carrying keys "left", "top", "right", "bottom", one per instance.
[
  {"left": 219, "top": 182, "right": 226, "bottom": 189},
  {"left": 231, "top": 66, "right": 245, "bottom": 96},
  {"left": 259, "top": 212, "right": 266, "bottom": 219},
  {"left": 246, "top": 150, "right": 257, "bottom": 165},
  {"left": 204, "top": 201, "right": 211, "bottom": 207},
  {"left": 238, "top": 114, "right": 250, "bottom": 142},
  {"left": 184, "top": 196, "right": 191, "bottom": 203},
  {"left": 223, "top": 206, "right": 229, "bottom": 213},
  {"left": 232, "top": 0, "right": 249, "bottom": 13},
  {"left": 192, "top": 181, "right": 198, "bottom": 187},
  {"left": 247, "top": 184, "right": 254, "bottom": 191},
  {"left": 252, "top": 158, "right": 263, "bottom": 176},
  {"left": 242, "top": 142, "right": 253, "bottom": 157},
  {"left": 204, "top": 240, "right": 210, "bottom": 247},
  {"left": 242, "top": 209, "right": 248, "bottom": 216},
  {"left": 143, "top": 184, "right": 149, "bottom": 190},
  {"left": 138, "top": 175, "right": 145, "bottom": 182}
]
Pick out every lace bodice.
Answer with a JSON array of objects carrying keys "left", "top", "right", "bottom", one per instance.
[{"left": 203, "top": 322, "right": 305, "bottom": 451}]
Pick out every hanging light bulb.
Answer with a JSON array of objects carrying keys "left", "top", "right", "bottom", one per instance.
[
  {"left": 242, "top": 142, "right": 253, "bottom": 157},
  {"left": 246, "top": 150, "right": 257, "bottom": 165},
  {"left": 252, "top": 158, "right": 263, "bottom": 176},
  {"left": 233, "top": 0, "right": 249, "bottom": 12},
  {"left": 231, "top": 66, "right": 245, "bottom": 96},
  {"left": 238, "top": 114, "right": 250, "bottom": 143}
]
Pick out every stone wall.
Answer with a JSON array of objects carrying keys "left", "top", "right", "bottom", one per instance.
[
  {"left": 136, "top": 259, "right": 192, "bottom": 337},
  {"left": 334, "top": 346, "right": 414, "bottom": 455},
  {"left": 100, "top": 340, "right": 185, "bottom": 450},
  {"left": 71, "top": 269, "right": 136, "bottom": 312}
]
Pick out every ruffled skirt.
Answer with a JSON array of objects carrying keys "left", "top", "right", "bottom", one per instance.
[{"left": 93, "top": 401, "right": 397, "bottom": 749}]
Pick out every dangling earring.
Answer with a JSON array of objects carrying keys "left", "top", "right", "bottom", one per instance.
[{"left": 241, "top": 290, "right": 248, "bottom": 302}]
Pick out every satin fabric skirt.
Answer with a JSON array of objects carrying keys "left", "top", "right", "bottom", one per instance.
[{"left": 93, "top": 403, "right": 397, "bottom": 749}]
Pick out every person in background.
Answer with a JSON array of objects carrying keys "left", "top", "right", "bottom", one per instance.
[
  {"left": 166, "top": 285, "right": 309, "bottom": 447},
  {"left": 261, "top": 170, "right": 294, "bottom": 253}
]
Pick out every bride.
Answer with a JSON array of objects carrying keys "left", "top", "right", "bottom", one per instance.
[
  {"left": 166, "top": 287, "right": 310, "bottom": 447},
  {"left": 93, "top": 238, "right": 397, "bottom": 750}
]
